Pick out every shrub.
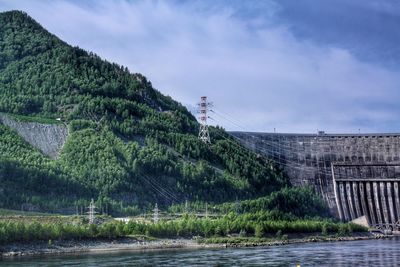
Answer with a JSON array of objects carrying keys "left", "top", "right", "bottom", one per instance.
[
  {"left": 321, "top": 223, "right": 328, "bottom": 236},
  {"left": 239, "top": 229, "right": 247, "bottom": 237},
  {"left": 276, "top": 230, "right": 283, "bottom": 239},
  {"left": 254, "top": 224, "right": 264, "bottom": 238}
]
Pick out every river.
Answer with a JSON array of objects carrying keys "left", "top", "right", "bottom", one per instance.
[{"left": 1, "top": 238, "right": 399, "bottom": 266}]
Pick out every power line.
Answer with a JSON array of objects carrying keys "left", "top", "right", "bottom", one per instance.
[
  {"left": 210, "top": 107, "right": 367, "bottom": 182},
  {"left": 142, "top": 173, "right": 181, "bottom": 202},
  {"left": 212, "top": 108, "right": 256, "bottom": 132},
  {"left": 211, "top": 110, "right": 244, "bottom": 131},
  {"left": 138, "top": 172, "right": 179, "bottom": 203}
]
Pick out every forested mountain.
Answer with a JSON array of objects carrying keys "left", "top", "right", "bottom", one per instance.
[{"left": 0, "top": 10, "right": 289, "bottom": 215}]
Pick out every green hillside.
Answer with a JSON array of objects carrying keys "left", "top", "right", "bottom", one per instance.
[{"left": 0, "top": 11, "right": 317, "bottom": 216}]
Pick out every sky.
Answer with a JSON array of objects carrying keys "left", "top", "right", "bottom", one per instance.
[{"left": 1, "top": 0, "right": 400, "bottom": 133}]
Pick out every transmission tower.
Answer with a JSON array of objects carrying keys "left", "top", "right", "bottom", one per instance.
[
  {"left": 87, "top": 199, "right": 97, "bottom": 224},
  {"left": 197, "top": 96, "right": 213, "bottom": 144},
  {"left": 153, "top": 203, "right": 160, "bottom": 223},
  {"left": 235, "top": 197, "right": 240, "bottom": 215},
  {"left": 185, "top": 199, "right": 189, "bottom": 213}
]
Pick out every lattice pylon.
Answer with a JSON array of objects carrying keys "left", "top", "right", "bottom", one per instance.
[
  {"left": 153, "top": 203, "right": 159, "bottom": 223},
  {"left": 197, "top": 96, "right": 213, "bottom": 144},
  {"left": 87, "top": 198, "right": 97, "bottom": 224}
]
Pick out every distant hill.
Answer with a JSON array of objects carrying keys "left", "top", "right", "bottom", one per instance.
[{"left": 0, "top": 11, "right": 287, "bottom": 215}]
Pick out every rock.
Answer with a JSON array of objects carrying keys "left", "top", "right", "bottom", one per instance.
[{"left": 0, "top": 114, "right": 68, "bottom": 159}]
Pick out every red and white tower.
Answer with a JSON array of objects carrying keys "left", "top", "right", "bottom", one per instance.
[{"left": 197, "top": 96, "right": 212, "bottom": 144}]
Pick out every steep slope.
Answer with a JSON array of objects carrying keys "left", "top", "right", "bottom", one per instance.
[
  {"left": 0, "top": 11, "right": 287, "bottom": 214},
  {"left": 0, "top": 123, "right": 87, "bottom": 212},
  {"left": 0, "top": 113, "right": 68, "bottom": 158}
]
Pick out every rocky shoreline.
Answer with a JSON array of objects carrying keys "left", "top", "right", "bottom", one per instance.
[
  {"left": 0, "top": 238, "right": 223, "bottom": 258},
  {"left": 0, "top": 233, "right": 389, "bottom": 259},
  {"left": 217, "top": 233, "right": 390, "bottom": 248}
]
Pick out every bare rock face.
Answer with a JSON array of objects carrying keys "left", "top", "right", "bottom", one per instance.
[{"left": 0, "top": 114, "right": 68, "bottom": 159}]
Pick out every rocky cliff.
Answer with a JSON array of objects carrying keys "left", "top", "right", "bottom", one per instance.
[{"left": 0, "top": 114, "right": 68, "bottom": 159}]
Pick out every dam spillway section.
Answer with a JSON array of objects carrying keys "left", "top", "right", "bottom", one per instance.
[{"left": 230, "top": 131, "right": 400, "bottom": 230}]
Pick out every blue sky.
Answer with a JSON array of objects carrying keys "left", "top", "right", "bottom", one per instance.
[{"left": 1, "top": 0, "right": 399, "bottom": 133}]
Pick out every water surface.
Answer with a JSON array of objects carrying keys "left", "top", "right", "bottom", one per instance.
[{"left": 2, "top": 238, "right": 399, "bottom": 266}]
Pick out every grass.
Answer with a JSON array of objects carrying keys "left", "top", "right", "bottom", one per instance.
[
  {"left": 0, "top": 208, "right": 54, "bottom": 216},
  {"left": 199, "top": 236, "right": 284, "bottom": 245},
  {"left": 126, "top": 234, "right": 158, "bottom": 241},
  {"left": 1, "top": 113, "right": 64, "bottom": 125},
  {"left": 198, "top": 233, "right": 368, "bottom": 245},
  {"left": 0, "top": 213, "right": 369, "bottom": 246},
  {"left": 0, "top": 215, "right": 71, "bottom": 224},
  {"left": 0, "top": 213, "right": 115, "bottom": 225},
  {"left": 0, "top": 210, "right": 89, "bottom": 225}
]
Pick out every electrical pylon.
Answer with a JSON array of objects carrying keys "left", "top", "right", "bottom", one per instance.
[
  {"left": 197, "top": 96, "right": 213, "bottom": 144},
  {"left": 87, "top": 199, "right": 97, "bottom": 224},
  {"left": 235, "top": 197, "right": 240, "bottom": 215},
  {"left": 153, "top": 203, "right": 159, "bottom": 223}
]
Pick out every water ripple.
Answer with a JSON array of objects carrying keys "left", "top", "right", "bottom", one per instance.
[{"left": 1, "top": 238, "right": 399, "bottom": 267}]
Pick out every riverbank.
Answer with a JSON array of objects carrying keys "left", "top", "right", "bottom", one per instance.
[
  {"left": 0, "top": 232, "right": 389, "bottom": 259},
  {"left": 0, "top": 238, "right": 223, "bottom": 258},
  {"left": 200, "top": 232, "right": 389, "bottom": 247}
]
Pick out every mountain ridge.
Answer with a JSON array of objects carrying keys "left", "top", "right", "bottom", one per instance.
[{"left": 0, "top": 10, "right": 289, "bottom": 215}]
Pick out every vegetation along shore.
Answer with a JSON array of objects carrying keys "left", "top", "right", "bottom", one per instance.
[{"left": 0, "top": 208, "right": 375, "bottom": 258}]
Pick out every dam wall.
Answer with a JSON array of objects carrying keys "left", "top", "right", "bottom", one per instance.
[{"left": 230, "top": 131, "right": 400, "bottom": 227}]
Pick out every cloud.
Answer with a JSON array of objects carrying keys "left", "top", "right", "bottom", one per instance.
[
  {"left": 275, "top": 0, "right": 400, "bottom": 68},
  {"left": 1, "top": 0, "right": 399, "bottom": 133}
]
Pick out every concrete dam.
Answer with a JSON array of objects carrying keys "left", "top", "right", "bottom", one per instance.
[{"left": 231, "top": 131, "right": 400, "bottom": 229}]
